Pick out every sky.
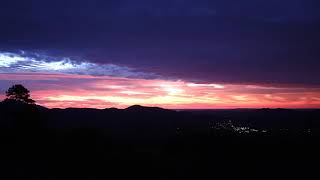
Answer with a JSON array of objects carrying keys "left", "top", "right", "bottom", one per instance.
[{"left": 0, "top": 0, "right": 320, "bottom": 109}]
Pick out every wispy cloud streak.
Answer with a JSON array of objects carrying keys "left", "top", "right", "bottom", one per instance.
[{"left": 0, "top": 51, "right": 159, "bottom": 79}]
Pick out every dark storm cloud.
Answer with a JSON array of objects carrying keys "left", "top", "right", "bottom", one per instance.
[{"left": 1, "top": 0, "right": 320, "bottom": 85}]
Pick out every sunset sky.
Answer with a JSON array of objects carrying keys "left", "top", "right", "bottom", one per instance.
[{"left": 1, "top": 0, "right": 320, "bottom": 109}]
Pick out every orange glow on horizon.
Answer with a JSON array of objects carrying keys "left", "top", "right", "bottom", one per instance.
[{"left": 1, "top": 73, "right": 320, "bottom": 109}]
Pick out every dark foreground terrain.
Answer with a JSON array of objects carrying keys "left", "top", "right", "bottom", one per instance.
[{"left": 0, "top": 101, "right": 320, "bottom": 179}]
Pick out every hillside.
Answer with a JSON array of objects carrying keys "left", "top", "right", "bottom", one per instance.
[{"left": 0, "top": 101, "right": 319, "bottom": 179}]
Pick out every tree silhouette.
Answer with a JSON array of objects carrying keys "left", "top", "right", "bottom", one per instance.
[{"left": 4, "top": 84, "right": 35, "bottom": 104}]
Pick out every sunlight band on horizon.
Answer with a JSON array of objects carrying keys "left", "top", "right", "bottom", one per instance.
[{"left": 1, "top": 73, "right": 320, "bottom": 109}]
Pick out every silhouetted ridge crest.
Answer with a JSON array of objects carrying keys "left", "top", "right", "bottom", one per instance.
[
  {"left": 0, "top": 99, "right": 47, "bottom": 110},
  {"left": 125, "top": 105, "right": 171, "bottom": 113}
]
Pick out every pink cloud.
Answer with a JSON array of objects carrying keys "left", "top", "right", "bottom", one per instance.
[{"left": 1, "top": 73, "right": 320, "bottom": 109}]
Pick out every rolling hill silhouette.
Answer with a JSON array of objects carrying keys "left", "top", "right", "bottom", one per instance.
[{"left": 0, "top": 101, "right": 319, "bottom": 179}]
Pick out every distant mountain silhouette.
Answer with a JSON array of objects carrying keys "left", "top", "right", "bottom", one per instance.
[
  {"left": 1, "top": 101, "right": 320, "bottom": 131},
  {"left": 125, "top": 104, "right": 170, "bottom": 112},
  {"left": 0, "top": 101, "right": 320, "bottom": 179}
]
